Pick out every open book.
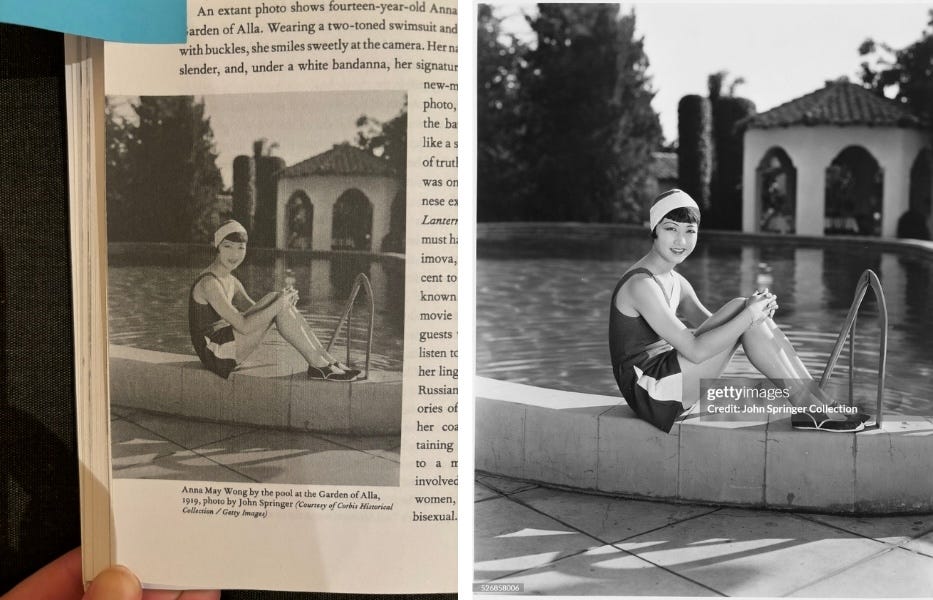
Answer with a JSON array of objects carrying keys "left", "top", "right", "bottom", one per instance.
[{"left": 64, "top": 0, "right": 457, "bottom": 592}]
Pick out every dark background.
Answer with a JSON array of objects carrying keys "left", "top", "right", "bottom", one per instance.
[{"left": 0, "top": 22, "right": 453, "bottom": 599}]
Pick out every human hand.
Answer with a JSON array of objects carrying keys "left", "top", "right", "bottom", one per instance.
[
  {"left": 754, "top": 287, "right": 778, "bottom": 318},
  {"left": 745, "top": 291, "right": 777, "bottom": 325},
  {"left": 280, "top": 287, "right": 299, "bottom": 307},
  {"left": 0, "top": 547, "right": 220, "bottom": 600}
]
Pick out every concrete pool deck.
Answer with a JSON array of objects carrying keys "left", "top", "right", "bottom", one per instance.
[
  {"left": 109, "top": 342, "right": 402, "bottom": 435},
  {"left": 474, "top": 472, "right": 933, "bottom": 596},
  {"left": 476, "top": 376, "right": 933, "bottom": 514},
  {"left": 110, "top": 406, "right": 399, "bottom": 485}
]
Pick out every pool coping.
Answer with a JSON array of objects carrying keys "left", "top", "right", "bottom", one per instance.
[
  {"left": 109, "top": 344, "right": 402, "bottom": 435},
  {"left": 475, "top": 376, "right": 933, "bottom": 515},
  {"left": 107, "top": 241, "right": 406, "bottom": 262},
  {"left": 478, "top": 222, "right": 933, "bottom": 261}
]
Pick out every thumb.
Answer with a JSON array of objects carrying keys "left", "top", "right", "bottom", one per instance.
[{"left": 83, "top": 565, "right": 142, "bottom": 600}]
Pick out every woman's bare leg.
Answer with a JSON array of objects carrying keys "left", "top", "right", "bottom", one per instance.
[
  {"left": 235, "top": 293, "right": 279, "bottom": 363},
  {"left": 739, "top": 318, "right": 838, "bottom": 411},
  {"left": 236, "top": 293, "right": 347, "bottom": 371},
  {"left": 701, "top": 295, "right": 838, "bottom": 410},
  {"left": 273, "top": 305, "right": 338, "bottom": 368},
  {"left": 682, "top": 296, "right": 851, "bottom": 421},
  {"left": 694, "top": 297, "right": 746, "bottom": 336},
  {"left": 242, "top": 292, "right": 279, "bottom": 315}
]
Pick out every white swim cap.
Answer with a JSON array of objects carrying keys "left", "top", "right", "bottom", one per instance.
[
  {"left": 213, "top": 220, "right": 248, "bottom": 248},
  {"left": 649, "top": 189, "right": 700, "bottom": 231}
]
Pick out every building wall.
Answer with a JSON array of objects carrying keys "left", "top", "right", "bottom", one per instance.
[
  {"left": 276, "top": 174, "right": 399, "bottom": 252},
  {"left": 742, "top": 126, "right": 930, "bottom": 236}
]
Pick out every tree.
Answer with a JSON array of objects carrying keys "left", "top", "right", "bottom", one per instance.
[
  {"left": 858, "top": 11, "right": 933, "bottom": 123},
  {"left": 707, "top": 70, "right": 746, "bottom": 101},
  {"left": 355, "top": 105, "right": 407, "bottom": 173},
  {"left": 105, "top": 98, "right": 135, "bottom": 242},
  {"left": 106, "top": 96, "right": 224, "bottom": 243},
  {"left": 356, "top": 106, "right": 408, "bottom": 252},
  {"left": 477, "top": 4, "right": 529, "bottom": 221},
  {"left": 518, "top": 4, "right": 661, "bottom": 222}
]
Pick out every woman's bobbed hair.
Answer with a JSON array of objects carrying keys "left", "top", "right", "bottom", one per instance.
[{"left": 651, "top": 206, "right": 701, "bottom": 238}]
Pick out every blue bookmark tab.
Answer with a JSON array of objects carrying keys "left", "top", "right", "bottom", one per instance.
[{"left": 0, "top": 0, "right": 187, "bottom": 43}]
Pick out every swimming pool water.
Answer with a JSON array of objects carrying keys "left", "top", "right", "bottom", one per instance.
[
  {"left": 108, "top": 246, "right": 404, "bottom": 371},
  {"left": 477, "top": 226, "right": 933, "bottom": 416}
]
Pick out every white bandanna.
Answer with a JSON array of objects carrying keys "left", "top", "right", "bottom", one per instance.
[
  {"left": 649, "top": 189, "right": 700, "bottom": 231},
  {"left": 213, "top": 220, "right": 247, "bottom": 248}
]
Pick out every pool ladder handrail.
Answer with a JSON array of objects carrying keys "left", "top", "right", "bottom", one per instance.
[
  {"left": 325, "top": 273, "right": 374, "bottom": 380},
  {"left": 818, "top": 269, "right": 887, "bottom": 427}
]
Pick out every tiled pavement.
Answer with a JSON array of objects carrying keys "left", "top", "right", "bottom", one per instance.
[
  {"left": 475, "top": 474, "right": 933, "bottom": 597},
  {"left": 110, "top": 405, "right": 399, "bottom": 485}
]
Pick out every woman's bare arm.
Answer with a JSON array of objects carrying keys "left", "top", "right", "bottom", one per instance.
[
  {"left": 200, "top": 278, "right": 288, "bottom": 334},
  {"left": 675, "top": 272, "right": 712, "bottom": 327},
  {"left": 232, "top": 277, "right": 256, "bottom": 309},
  {"left": 625, "top": 276, "right": 757, "bottom": 364}
]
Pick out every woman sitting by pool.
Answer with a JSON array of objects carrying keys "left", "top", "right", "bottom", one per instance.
[
  {"left": 188, "top": 220, "right": 360, "bottom": 382},
  {"left": 609, "top": 189, "right": 865, "bottom": 433}
]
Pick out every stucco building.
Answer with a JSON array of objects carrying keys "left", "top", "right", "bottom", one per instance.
[
  {"left": 273, "top": 144, "right": 400, "bottom": 253},
  {"left": 741, "top": 81, "right": 931, "bottom": 237}
]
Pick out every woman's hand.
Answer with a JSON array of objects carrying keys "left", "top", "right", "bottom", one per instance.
[
  {"left": 756, "top": 287, "right": 778, "bottom": 318},
  {"left": 745, "top": 291, "right": 778, "bottom": 325},
  {"left": 280, "top": 287, "right": 299, "bottom": 308}
]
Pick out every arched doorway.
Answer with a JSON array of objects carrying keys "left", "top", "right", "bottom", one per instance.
[
  {"left": 903, "top": 148, "right": 933, "bottom": 239},
  {"left": 331, "top": 189, "right": 373, "bottom": 251},
  {"left": 286, "top": 191, "right": 314, "bottom": 250},
  {"left": 824, "top": 146, "right": 883, "bottom": 236},
  {"left": 756, "top": 147, "right": 797, "bottom": 233}
]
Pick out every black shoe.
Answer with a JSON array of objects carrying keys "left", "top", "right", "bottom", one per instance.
[
  {"left": 331, "top": 361, "right": 361, "bottom": 380},
  {"left": 791, "top": 410, "right": 865, "bottom": 433},
  {"left": 307, "top": 364, "right": 357, "bottom": 382}
]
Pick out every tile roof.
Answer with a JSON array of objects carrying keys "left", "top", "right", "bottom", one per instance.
[
  {"left": 278, "top": 144, "right": 395, "bottom": 178},
  {"left": 650, "top": 152, "right": 678, "bottom": 180},
  {"left": 745, "top": 81, "right": 925, "bottom": 129}
]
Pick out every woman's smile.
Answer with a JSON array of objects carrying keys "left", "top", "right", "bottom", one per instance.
[
  {"left": 217, "top": 241, "right": 247, "bottom": 271},
  {"left": 653, "top": 219, "right": 697, "bottom": 264}
]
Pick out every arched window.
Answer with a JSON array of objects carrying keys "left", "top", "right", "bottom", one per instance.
[
  {"left": 910, "top": 148, "right": 932, "bottom": 216},
  {"left": 286, "top": 191, "right": 314, "bottom": 250},
  {"left": 900, "top": 148, "right": 933, "bottom": 239},
  {"left": 756, "top": 147, "right": 797, "bottom": 234},
  {"left": 331, "top": 189, "right": 374, "bottom": 251},
  {"left": 824, "top": 146, "right": 883, "bottom": 236}
]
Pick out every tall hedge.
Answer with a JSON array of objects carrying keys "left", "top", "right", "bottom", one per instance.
[
  {"left": 677, "top": 95, "right": 713, "bottom": 213},
  {"left": 710, "top": 96, "right": 756, "bottom": 229}
]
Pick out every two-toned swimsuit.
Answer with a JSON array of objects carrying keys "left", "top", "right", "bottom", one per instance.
[
  {"left": 608, "top": 267, "right": 685, "bottom": 433},
  {"left": 188, "top": 272, "right": 238, "bottom": 379}
]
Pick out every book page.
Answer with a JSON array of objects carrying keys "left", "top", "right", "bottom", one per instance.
[{"left": 94, "top": 0, "right": 457, "bottom": 592}]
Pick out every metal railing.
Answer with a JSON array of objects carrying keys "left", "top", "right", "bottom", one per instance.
[
  {"left": 326, "top": 273, "right": 375, "bottom": 380},
  {"left": 818, "top": 269, "right": 888, "bottom": 427}
]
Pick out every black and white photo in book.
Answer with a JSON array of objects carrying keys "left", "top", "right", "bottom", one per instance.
[
  {"left": 474, "top": 3, "right": 933, "bottom": 597},
  {"left": 107, "top": 90, "right": 407, "bottom": 487}
]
